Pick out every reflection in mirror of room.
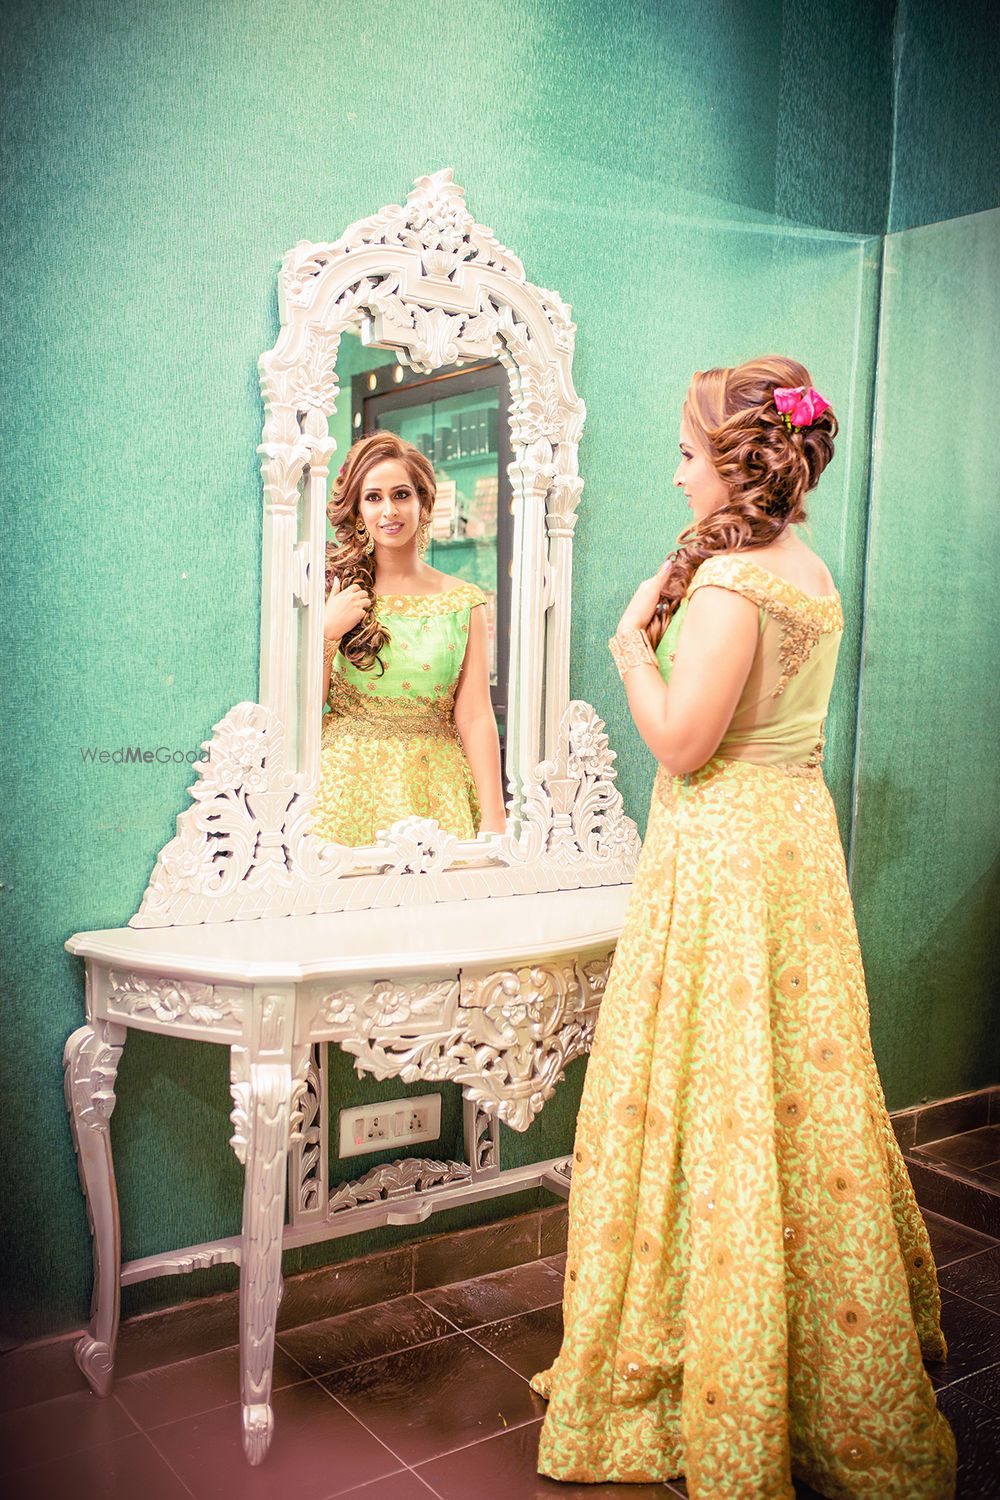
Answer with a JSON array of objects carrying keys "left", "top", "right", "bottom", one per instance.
[
  {"left": 312, "top": 333, "right": 513, "bottom": 849},
  {"left": 332, "top": 331, "right": 513, "bottom": 720},
  {"left": 314, "top": 428, "right": 506, "bottom": 848}
]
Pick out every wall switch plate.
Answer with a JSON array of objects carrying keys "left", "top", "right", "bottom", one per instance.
[{"left": 338, "top": 1093, "right": 442, "bottom": 1159}]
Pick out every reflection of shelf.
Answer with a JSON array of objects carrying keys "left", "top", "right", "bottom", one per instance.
[
  {"left": 435, "top": 452, "right": 498, "bottom": 470},
  {"left": 430, "top": 535, "right": 497, "bottom": 549}
]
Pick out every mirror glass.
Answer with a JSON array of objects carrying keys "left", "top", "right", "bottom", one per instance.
[{"left": 312, "top": 329, "right": 514, "bottom": 849}]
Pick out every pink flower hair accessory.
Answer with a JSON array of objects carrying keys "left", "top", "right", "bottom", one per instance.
[{"left": 774, "top": 385, "right": 831, "bottom": 431}]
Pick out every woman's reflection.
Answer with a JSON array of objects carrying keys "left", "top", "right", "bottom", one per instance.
[{"left": 313, "top": 432, "right": 506, "bottom": 846}]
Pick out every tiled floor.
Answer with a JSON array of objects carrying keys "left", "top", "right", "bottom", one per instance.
[
  {"left": 911, "top": 1124, "right": 1000, "bottom": 1191},
  {"left": 2, "top": 1212, "right": 1000, "bottom": 1499}
]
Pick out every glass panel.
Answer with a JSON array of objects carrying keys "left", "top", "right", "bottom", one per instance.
[{"left": 376, "top": 387, "right": 501, "bottom": 685}]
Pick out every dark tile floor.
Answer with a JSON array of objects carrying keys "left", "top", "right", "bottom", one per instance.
[
  {"left": 911, "top": 1124, "right": 1000, "bottom": 1193},
  {"left": 2, "top": 1212, "right": 999, "bottom": 1499}
]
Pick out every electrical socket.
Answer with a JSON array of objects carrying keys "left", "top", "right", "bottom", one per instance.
[{"left": 339, "top": 1093, "right": 442, "bottom": 1159}]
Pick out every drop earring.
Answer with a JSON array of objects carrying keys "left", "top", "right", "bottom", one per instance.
[
  {"left": 355, "top": 518, "right": 375, "bottom": 556},
  {"left": 418, "top": 519, "right": 431, "bottom": 556}
]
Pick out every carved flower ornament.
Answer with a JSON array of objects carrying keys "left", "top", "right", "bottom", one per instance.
[
  {"left": 209, "top": 725, "right": 268, "bottom": 795},
  {"left": 160, "top": 843, "right": 209, "bottom": 888},
  {"left": 567, "top": 720, "right": 606, "bottom": 775},
  {"left": 600, "top": 809, "right": 638, "bottom": 855},
  {"left": 409, "top": 198, "right": 470, "bottom": 249},
  {"left": 375, "top": 815, "right": 458, "bottom": 874},
  {"left": 364, "top": 982, "right": 413, "bottom": 1028},
  {"left": 495, "top": 973, "right": 547, "bottom": 1027}
]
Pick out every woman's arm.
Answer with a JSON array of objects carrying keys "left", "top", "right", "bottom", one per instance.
[
  {"left": 322, "top": 578, "right": 369, "bottom": 703},
  {"left": 322, "top": 636, "right": 339, "bottom": 705},
  {"left": 453, "top": 604, "right": 506, "bottom": 832},
  {"left": 615, "top": 576, "right": 759, "bottom": 775}
]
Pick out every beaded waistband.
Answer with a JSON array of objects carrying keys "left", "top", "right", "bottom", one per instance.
[{"left": 324, "top": 674, "right": 458, "bottom": 742}]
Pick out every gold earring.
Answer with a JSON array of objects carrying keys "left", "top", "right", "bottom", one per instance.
[
  {"left": 355, "top": 519, "right": 374, "bottom": 556},
  {"left": 418, "top": 519, "right": 431, "bottom": 556}
]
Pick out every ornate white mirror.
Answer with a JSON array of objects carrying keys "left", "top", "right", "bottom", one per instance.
[{"left": 131, "top": 170, "right": 639, "bottom": 926}]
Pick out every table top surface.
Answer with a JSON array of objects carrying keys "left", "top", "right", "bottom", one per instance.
[{"left": 65, "top": 883, "right": 633, "bottom": 983}]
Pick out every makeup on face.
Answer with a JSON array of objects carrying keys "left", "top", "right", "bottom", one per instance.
[
  {"left": 672, "top": 420, "right": 729, "bottom": 522},
  {"left": 359, "top": 459, "right": 423, "bottom": 543}
]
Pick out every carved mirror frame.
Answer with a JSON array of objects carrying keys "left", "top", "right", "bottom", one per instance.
[{"left": 132, "top": 171, "right": 639, "bottom": 927}]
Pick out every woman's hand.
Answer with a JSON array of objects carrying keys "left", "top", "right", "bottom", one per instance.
[
  {"left": 617, "top": 559, "right": 672, "bottom": 635},
  {"left": 477, "top": 816, "right": 507, "bottom": 836},
  {"left": 324, "top": 577, "right": 370, "bottom": 640}
]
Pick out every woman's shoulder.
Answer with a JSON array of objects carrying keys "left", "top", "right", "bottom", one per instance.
[
  {"left": 690, "top": 549, "right": 837, "bottom": 599},
  {"left": 376, "top": 574, "right": 486, "bottom": 617},
  {"left": 428, "top": 571, "right": 487, "bottom": 609},
  {"left": 686, "top": 552, "right": 763, "bottom": 596},
  {"left": 687, "top": 549, "right": 842, "bottom": 630},
  {"left": 748, "top": 543, "right": 837, "bottom": 596}
]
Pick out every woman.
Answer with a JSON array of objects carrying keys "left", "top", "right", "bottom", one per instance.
[
  {"left": 313, "top": 431, "right": 506, "bottom": 847},
  {"left": 530, "top": 357, "right": 956, "bottom": 1499}
]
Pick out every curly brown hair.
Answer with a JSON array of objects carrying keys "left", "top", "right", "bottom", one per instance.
[
  {"left": 324, "top": 431, "right": 436, "bottom": 672},
  {"left": 648, "top": 355, "right": 838, "bottom": 645}
]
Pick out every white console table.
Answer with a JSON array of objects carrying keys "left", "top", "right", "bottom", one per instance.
[{"left": 64, "top": 884, "right": 629, "bottom": 1463}]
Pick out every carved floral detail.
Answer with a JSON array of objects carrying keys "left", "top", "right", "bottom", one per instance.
[
  {"left": 509, "top": 702, "right": 641, "bottom": 874},
  {"left": 315, "top": 955, "right": 612, "bottom": 1131},
  {"left": 64, "top": 1022, "right": 126, "bottom": 1132},
  {"left": 514, "top": 363, "right": 565, "bottom": 446},
  {"left": 366, "top": 278, "right": 500, "bottom": 372},
  {"left": 134, "top": 695, "right": 639, "bottom": 924},
  {"left": 229, "top": 1040, "right": 310, "bottom": 1169},
  {"left": 465, "top": 1099, "right": 500, "bottom": 1175},
  {"left": 107, "top": 971, "right": 243, "bottom": 1028},
  {"left": 375, "top": 817, "right": 460, "bottom": 875},
  {"left": 229, "top": 1046, "right": 252, "bottom": 1166},
  {"left": 281, "top": 169, "right": 526, "bottom": 307},
  {"left": 318, "top": 980, "right": 455, "bottom": 1030},
  {"left": 329, "top": 1156, "right": 472, "bottom": 1214},
  {"left": 291, "top": 1044, "right": 324, "bottom": 1216},
  {"left": 131, "top": 701, "right": 352, "bottom": 926}
]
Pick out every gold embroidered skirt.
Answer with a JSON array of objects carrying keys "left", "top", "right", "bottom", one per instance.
[
  {"left": 313, "top": 700, "right": 480, "bottom": 848},
  {"left": 531, "top": 756, "right": 955, "bottom": 1499}
]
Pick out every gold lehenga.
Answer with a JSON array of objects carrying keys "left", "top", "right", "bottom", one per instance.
[
  {"left": 530, "top": 556, "right": 956, "bottom": 1500},
  {"left": 313, "top": 583, "right": 485, "bottom": 847}
]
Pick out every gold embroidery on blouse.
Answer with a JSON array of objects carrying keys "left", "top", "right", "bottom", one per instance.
[
  {"left": 783, "top": 758, "right": 826, "bottom": 778},
  {"left": 687, "top": 556, "right": 843, "bottom": 695},
  {"left": 324, "top": 672, "right": 458, "bottom": 740},
  {"left": 374, "top": 582, "right": 486, "bottom": 617}
]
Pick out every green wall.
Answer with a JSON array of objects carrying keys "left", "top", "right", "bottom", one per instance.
[
  {"left": 846, "top": 0, "right": 1000, "bottom": 1108},
  {"left": 888, "top": 0, "right": 1000, "bottom": 232},
  {"left": 850, "top": 208, "right": 1000, "bottom": 1106},
  {"left": 1, "top": 0, "right": 996, "bottom": 1343}
]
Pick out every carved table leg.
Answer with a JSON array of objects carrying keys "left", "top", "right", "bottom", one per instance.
[
  {"left": 229, "top": 1026, "right": 306, "bottom": 1465},
  {"left": 63, "top": 1020, "right": 126, "bottom": 1396}
]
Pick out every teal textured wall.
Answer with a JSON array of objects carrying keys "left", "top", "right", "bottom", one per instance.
[
  {"left": 850, "top": 209, "right": 1000, "bottom": 1107},
  {"left": 0, "top": 0, "right": 994, "bottom": 1343},
  {"left": 888, "top": 0, "right": 1000, "bottom": 231}
]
